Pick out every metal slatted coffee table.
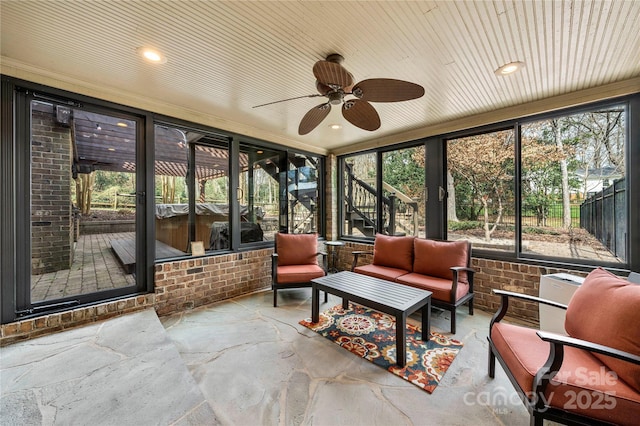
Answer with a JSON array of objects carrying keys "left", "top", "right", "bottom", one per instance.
[{"left": 311, "top": 271, "right": 432, "bottom": 367}]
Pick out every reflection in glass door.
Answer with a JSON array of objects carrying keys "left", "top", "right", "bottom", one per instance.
[
  {"left": 30, "top": 101, "right": 137, "bottom": 303},
  {"left": 154, "top": 124, "right": 231, "bottom": 257},
  {"left": 239, "top": 143, "right": 281, "bottom": 242},
  {"left": 288, "top": 153, "right": 321, "bottom": 234}
]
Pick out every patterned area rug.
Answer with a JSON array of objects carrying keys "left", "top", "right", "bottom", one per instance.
[{"left": 300, "top": 303, "right": 463, "bottom": 393}]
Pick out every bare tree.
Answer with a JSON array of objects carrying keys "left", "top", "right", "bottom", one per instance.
[{"left": 448, "top": 131, "right": 514, "bottom": 241}]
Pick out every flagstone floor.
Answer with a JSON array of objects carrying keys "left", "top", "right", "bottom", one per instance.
[{"left": 1, "top": 288, "right": 538, "bottom": 426}]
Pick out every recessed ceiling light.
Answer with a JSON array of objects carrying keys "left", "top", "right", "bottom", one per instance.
[
  {"left": 116, "top": 122, "right": 128, "bottom": 127},
  {"left": 494, "top": 61, "right": 525, "bottom": 76},
  {"left": 107, "top": 148, "right": 116, "bottom": 151},
  {"left": 330, "top": 124, "right": 342, "bottom": 130},
  {"left": 136, "top": 47, "right": 167, "bottom": 64}
]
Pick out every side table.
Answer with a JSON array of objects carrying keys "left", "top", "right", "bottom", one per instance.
[{"left": 324, "top": 241, "right": 345, "bottom": 273}]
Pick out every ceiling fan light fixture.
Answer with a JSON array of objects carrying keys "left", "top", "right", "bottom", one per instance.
[
  {"left": 495, "top": 61, "right": 525, "bottom": 76},
  {"left": 330, "top": 124, "right": 342, "bottom": 130}
]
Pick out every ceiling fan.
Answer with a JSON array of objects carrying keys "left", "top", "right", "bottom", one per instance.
[{"left": 253, "top": 54, "right": 425, "bottom": 135}]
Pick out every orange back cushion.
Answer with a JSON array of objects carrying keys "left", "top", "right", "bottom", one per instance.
[
  {"left": 372, "top": 234, "right": 414, "bottom": 271},
  {"left": 276, "top": 233, "right": 318, "bottom": 266},
  {"left": 565, "top": 267, "right": 640, "bottom": 392},
  {"left": 412, "top": 239, "right": 469, "bottom": 283}
]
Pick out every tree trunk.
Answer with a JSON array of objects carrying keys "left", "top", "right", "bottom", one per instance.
[
  {"left": 199, "top": 179, "right": 206, "bottom": 203},
  {"left": 482, "top": 197, "right": 491, "bottom": 241},
  {"left": 447, "top": 169, "right": 459, "bottom": 222},
  {"left": 161, "top": 176, "right": 176, "bottom": 203},
  {"left": 77, "top": 172, "right": 95, "bottom": 215},
  {"left": 554, "top": 120, "right": 572, "bottom": 229}
]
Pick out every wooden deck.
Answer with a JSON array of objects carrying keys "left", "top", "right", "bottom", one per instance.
[{"left": 111, "top": 239, "right": 185, "bottom": 273}]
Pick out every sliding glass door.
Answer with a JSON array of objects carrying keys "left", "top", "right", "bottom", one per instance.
[{"left": 11, "top": 90, "right": 147, "bottom": 317}]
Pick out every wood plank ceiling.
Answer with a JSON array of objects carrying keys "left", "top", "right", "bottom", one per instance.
[{"left": 2, "top": 1, "right": 639, "bottom": 154}]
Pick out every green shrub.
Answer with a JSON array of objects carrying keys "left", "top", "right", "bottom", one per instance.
[
  {"left": 523, "top": 227, "right": 560, "bottom": 236},
  {"left": 448, "top": 221, "right": 482, "bottom": 231}
]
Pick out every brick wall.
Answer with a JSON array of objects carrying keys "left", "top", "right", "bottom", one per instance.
[
  {"left": 472, "top": 258, "right": 587, "bottom": 323},
  {"left": 0, "top": 295, "right": 155, "bottom": 346},
  {"left": 340, "top": 241, "right": 588, "bottom": 325},
  {"left": 1, "top": 248, "right": 273, "bottom": 345},
  {"left": 31, "top": 107, "right": 73, "bottom": 274},
  {"left": 2, "top": 240, "right": 590, "bottom": 345},
  {"left": 154, "top": 248, "right": 273, "bottom": 316}
]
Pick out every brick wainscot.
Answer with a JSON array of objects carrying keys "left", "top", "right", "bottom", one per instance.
[
  {"left": 1, "top": 249, "right": 272, "bottom": 345},
  {"left": 154, "top": 249, "right": 272, "bottom": 316},
  {"left": 2, "top": 242, "right": 588, "bottom": 344}
]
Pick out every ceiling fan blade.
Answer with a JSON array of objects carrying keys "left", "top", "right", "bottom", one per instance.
[
  {"left": 342, "top": 99, "right": 381, "bottom": 131},
  {"left": 253, "top": 94, "right": 323, "bottom": 108},
  {"left": 352, "top": 79, "right": 425, "bottom": 102},
  {"left": 298, "top": 103, "right": 331, "bottom": 135},
  {"left": 313, "top": 60, "right": 354, "bottom": 89}
]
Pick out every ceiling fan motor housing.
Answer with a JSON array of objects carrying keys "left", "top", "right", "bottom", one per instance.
[{"left": 328, "top": 91, "right": 343, "bottom": 105}]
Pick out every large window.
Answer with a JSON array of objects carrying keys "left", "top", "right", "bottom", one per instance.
[
  {"left": 447, "top": 104, "right": 628, "bottom": 266},
  {"left": 1, "top": 77, "right": 325, "bottom": 324},
  {"left": 382, "top": 146, "right": 426, "bottom": 238},
  {"left": 153, "top": 128, "right": 323, "bottom": 258},
  {"left": 520, "top": 106, "right": 626, "bottom": 264},
  {"left": 447, "top": 129, "right": 516, "bottom": 252},
  {"left": 287, "top": 153, "right": 322, "bottom": 234},
  {"left": 339, "top": 96, "right": 637, "bottom": 271},
  {"left": 238, "top": 142, "right": 281, "bottom": 241},
  {"left": 342, "top": 152, "right": 377, "bottom": 238},
  {"left": 154, "top": 125, "right": 232, "bottom": 257},
  {"left": 341, "top": 146, "right": 426, "bottom": 238}
]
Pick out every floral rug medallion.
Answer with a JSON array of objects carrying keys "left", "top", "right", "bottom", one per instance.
[{"left": 300, "top": 303, "right": 463, "bottom": 393}]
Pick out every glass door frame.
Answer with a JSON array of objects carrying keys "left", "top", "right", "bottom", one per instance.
[{"left": 1, "top": 77, "right": 153, "bottom": 322}]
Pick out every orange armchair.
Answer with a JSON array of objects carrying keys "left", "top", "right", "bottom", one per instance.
[
  {"left": 271, "top": 233, "right": 328, "bottom": 307},
  {"left": 488, "top": 268, "right": 640, "bottom": 425}
]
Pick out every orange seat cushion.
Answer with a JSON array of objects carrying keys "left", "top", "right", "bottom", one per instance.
[
  {"left": 276, "top": 233, "right": 318, "bottom": 266},
  {"left": 372, "top": 234, "right": 414, "bottom": 271},
  {"left": 353, "top": 264, "right": 409, "bottom": 281},
  {"left": 565, "top": 267, "right": 640, "bottom": 392},
  {"left": 395, "top": 273, "right": 469, "bottom": 302},
  {"left": 276, "top": 264, "right": 325, "bottom": 284},
  {"left": 412, "top": 239, "right": 469, "bottom": 283},
  {"left": 492, "top": 322, "right": 640, "bottom": 425}
]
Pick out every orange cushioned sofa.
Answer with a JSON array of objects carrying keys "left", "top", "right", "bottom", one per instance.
[
  {"left": 488, "top": 267, "right": 640, "bottom": 425},
  {"left": 351, "top": 234, "right": 474, "bottom": 334}
]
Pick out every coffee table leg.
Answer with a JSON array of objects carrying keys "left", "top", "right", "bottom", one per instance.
[
  {"left": 312, "top": 284, "right": 320, "bottom": 323},
  {"left": 396, "top": 313, "right": 406, "bottom": 367},
  {"left": 421, "top": 298, "right": 431, "bottom": 341},
  {"left": 342, "top": 298, "right": 349, "bottom": 310}
]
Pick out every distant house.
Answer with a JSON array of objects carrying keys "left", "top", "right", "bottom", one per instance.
[{"left": 574, "top": 166, "right": 624, "bottom": 197}]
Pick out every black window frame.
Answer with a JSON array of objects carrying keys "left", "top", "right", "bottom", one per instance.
[
  {"left": 338, "top": 94, "right": 640, "bottom": 274},
  {"left": 1, "top": 75, "right": 326, "bottom": 324},
  {"left": 1, "top": 76, "right": 155, "bottom": 324}
]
